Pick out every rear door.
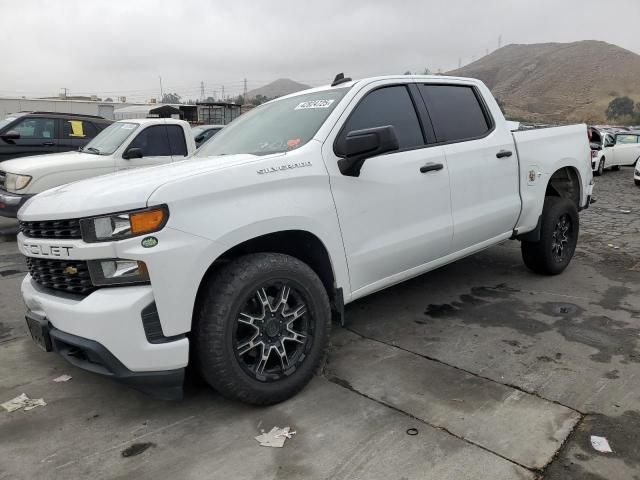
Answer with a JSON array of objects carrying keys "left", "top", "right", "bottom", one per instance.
[
  {"left": 0, "top": 116, "right": 59, "bottom": 160},
  {"left": 324, "top": 83, "right": 453, "bottom": 293},
  {"left": 613, "top": 134, "right": 640, "bottom": 166},
  {"left": 58, "top": 119, "right": 100, "bottom": 153},
  {"left": 116, "top": 123, "right": 173, "bottom": 170},
  {"left": 418, "top": 83, "right": 520, "bottom": 252}
]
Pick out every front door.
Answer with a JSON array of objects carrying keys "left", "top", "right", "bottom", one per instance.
[
  {"left": 613, "top": 134, "right": 640, "bottom": 166},
  {"left": 323, "top": 83, "right": 453, "bottom": 294},
  {"left": 116, "top": 124, "right": 174, "bottom": 170},
  {"left": 0, "top": 116, "right": 59, "bottom": 161}
]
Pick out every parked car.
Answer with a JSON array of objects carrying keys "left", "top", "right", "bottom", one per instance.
[
  {"left": 0, "top": 118, "right": 195, "bottom": 217},
  {"left": 590, "top": 127, "right": 640, "bottom": 176},
  {"left": 17, "top": 75, "right": 593, "bottom": 403},
  {"left": 634, "top": 160, "right": 640, "bottom": 186},
  {"left": 0, "top": 111, "right": 111, "bottom": 162},
  {"left": 192, "top": 124, "right": 224, "bottom": 147}
]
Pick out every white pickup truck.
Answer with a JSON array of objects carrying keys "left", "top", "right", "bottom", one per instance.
[
  {"left": 0, "top": 118, "right": 196, "bottom": 217},
  {"left": 16, "top": 75, "right": 593, "bottom": 403}
]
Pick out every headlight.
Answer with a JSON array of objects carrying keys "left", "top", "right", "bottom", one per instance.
[
  {"left": 88, "top": 259, "right": 149, "bottom": 286},
  {"left": 80, "top": 205, "right": 168, "bottom": 243},
  {"left": 5, "top": 172, "right": 32, "bottom": 191}
]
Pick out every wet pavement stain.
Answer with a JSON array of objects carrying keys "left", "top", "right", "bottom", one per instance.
[
  {"left": 0, "top": 322, "right": 11, "bottom": 340},
  {"left": 121, "top": 442, "right": 156, "bottom": 458},
  {"left": 604, "top": 370, "right": 620, "bottom": 379},
  {"left": 422, "top": 287, "right": 640, "bottom": 364}
]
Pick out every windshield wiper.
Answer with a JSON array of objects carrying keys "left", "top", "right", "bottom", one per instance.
[{"left": 83, "top": 147, "right": 101, "bottom": 155}]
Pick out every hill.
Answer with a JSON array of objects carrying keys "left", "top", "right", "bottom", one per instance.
[
  {"left": 447, "top": 40, "right": 640, "bottom": 123},
  {"left": 245, "top": 78, "right": 311, "bottom": 100}
]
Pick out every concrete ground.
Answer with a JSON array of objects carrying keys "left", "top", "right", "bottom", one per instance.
[{"left": 1, "top": 168, "right": 638, "bottom": 480}]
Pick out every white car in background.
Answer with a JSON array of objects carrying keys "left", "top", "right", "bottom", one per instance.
[
  {"left": 0, "top": 118, "right": 196, "bottom": 217},
  {"left": 591, "top": 129, "right": 640, "bottom": 176},
  {"left": 634, "top": 161, "right": 640, "bottom": 186}
]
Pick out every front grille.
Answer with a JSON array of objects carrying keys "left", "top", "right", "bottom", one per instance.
[
  {"left": 20, "top": 218, "right": 82, "bottom": 240},
  {"left": 26, "top": 257, "right": 95, "bottom": 295},
  {"left": 0, "top": 171, "right": 6, "bottom": 189}
]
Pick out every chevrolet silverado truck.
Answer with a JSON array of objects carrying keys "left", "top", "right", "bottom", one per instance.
[
  {"left": 0, "top": 118, "right": 195, "bottom": 217},
  {"left": 17, "top": 75, "right": 593, "bottom": 403}
]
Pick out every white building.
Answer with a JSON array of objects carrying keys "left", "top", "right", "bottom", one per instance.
[{"left": 0, "top": 97, "right": 148, "bottom": 121}]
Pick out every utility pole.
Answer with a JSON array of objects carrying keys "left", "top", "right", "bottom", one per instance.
[
  {"left": 60, "top": 87, "right": 68, "bottom": 99},
  {"left": 159, "top": 76, "right": 164, "bottom": 102},
  {"left": 458, "top": 58, "right": 462, "bottom": 68},
  {"left": 243, "top": 78, "right": 247, "bottom": 100},
  {"left": 200, "top": 81, "right": 205, "bottom": 101},
  {"left": 498, "top": 35, "right": 502, "bottom": 49},
  {"left": 221, "top": 85, "right": 225, "bottom": 101}
]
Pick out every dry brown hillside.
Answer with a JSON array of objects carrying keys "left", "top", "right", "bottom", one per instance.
[{"left": 448, "top": 40, "right": 640, "bottom": 123}]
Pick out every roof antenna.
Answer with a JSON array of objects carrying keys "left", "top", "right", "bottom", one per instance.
[{"left": 331, "top": 73, "right": 352, "bottom": 87}]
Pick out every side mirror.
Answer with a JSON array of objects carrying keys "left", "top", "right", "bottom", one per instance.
[
  {"left": 123, "top": 147, "right": 143, "bottom": 160},
  {"left": 194, "top": 135, "right": 205, "bottom": 144},
  {"left": 605, "top": 138, "right": 615, "bottom": 147},
  {"left": 335, "top": 125, "right": 399, "bottom": 176},
  {"left": 1, "top": 130, "right": 20, "bottom": 142}
]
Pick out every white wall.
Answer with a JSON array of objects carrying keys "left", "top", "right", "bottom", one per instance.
[{"left": 0, "top": 98, "right": 145, "bottom": 120}]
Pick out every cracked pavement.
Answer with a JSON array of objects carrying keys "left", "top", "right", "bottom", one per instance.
[{"left": 0, "top": 167, "right": 638, "bottom": 479}]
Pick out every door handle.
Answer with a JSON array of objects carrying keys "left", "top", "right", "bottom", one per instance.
[
  {"left": 419, "top": 162, "right": 444, "bottom": 173},
  {"left": 42, "top": 142, "right": 55, "bottom": 146},
  {"left": 496, "top": 150, "right": 513, "bottom": 158}
]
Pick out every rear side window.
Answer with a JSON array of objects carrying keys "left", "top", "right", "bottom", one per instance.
[
  {"left": 419, "top": 85, "right": 491, "bottom": 142},
  {"left": 63, "top": 120, "right": 98, "bottom": 139},
  {"left": 166, "top": 125, "right": 188, "bottom": 156},
  {"left": 128, "top": 126, "right": 171, "bottom": 156},
  {"left": 339, "top": 85, "right": 424, "bottom": 150}
]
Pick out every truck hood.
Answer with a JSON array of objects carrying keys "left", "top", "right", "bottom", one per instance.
[
  {"left": 18, "top": 153, "right": 281, "bottom": 220},
  {"left": 0, "top": 151, "right": 103, "bottom": 175}
]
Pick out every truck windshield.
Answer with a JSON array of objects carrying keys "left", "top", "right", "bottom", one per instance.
[
  {"left": 195, "top": 88, "right": 349, "bottom": 157},
  {"left": 81, "top": 122, "right": 139, "bottom": 155}
]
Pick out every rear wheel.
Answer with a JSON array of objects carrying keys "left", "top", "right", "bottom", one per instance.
[
  {"left": 521, "top": 196, "right": 579, "bottom": 275},
  {"left": 194, "top": 253, "right": 331, "bottom": 405}
]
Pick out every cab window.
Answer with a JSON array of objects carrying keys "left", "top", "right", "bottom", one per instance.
[{"left": 13, "top": 117, "right": 55, "bottom": 139}]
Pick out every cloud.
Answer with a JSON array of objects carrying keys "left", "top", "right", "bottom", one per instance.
[{"left": 1, "top": 0, "right": 638, "bottom": 101}]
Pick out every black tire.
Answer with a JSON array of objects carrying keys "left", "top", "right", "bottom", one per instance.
[
  {"left": 594, "top": 158, "right": 604, "bottom": 176},
  {"left": 635, "top": 179, "right": 640, "bottom": 186},
  {"left": 521, "top": 196, "right": 579, "bottom": 275},
  {"left": 193, "top": 253, "right": 331, "bottom": 405},
  {"left": 612, "top": 165, "right": 621, "bottom": 171}
]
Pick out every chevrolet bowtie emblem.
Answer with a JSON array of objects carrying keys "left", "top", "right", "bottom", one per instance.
[{"left": 64, "top": 266, "right": 78, "bottom": 275}]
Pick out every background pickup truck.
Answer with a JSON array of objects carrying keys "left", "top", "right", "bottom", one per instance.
[
  {"left": 0, "top": 118, "right": 196, "bottom": 217},
  {"left": 16, "top": 75, "right": 593, "bottom": 404}
]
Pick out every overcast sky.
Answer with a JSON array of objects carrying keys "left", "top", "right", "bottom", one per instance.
[{"left": 1, "top": 0, "right": 639, "bottom": 102}]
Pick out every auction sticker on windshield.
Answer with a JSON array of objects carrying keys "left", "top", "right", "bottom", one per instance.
[{"left": 295, "top": 99, "right": 335, "bottom": 110}]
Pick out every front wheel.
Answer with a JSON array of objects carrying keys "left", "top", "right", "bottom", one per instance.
[
  {"left": 594, "top": 158, "right": 604, "bottom": 176},
  {"left": 193, "top": 253, "right": 331, "bottom": 405},
  {"left": 521, "top": 196, "right": 579, "bottom": 275}
]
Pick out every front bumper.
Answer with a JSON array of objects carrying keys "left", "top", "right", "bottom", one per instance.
[
  {"left": 21, "top": 276, "right": 189, "bottom": 373},
  {"left": 0, "top": 189, "right": 32, "bottom": 217}
]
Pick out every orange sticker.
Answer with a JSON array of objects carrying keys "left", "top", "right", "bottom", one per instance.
[{"left": 287, "top": 138, "right": 301, "bottom": 148}]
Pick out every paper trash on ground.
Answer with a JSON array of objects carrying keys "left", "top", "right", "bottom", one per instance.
[
  {"left": 53, "top": 374, "right": 72, "bottom": 383},
  {"left": 255, "top": 426, "right": 297, "bottom": 448},
  {"left": 590, "top": 435, "right": 613, "bottom": 453},
  {"left": 2, "top": 393, "right": 47, "bottom": 412}
]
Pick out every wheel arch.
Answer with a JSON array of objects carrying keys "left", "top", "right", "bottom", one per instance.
[
  {"left": 545, "top": 166, "right": 582, "bottom": 208},
  {"left": 193, "top": 229, "right": 341, "bottom": 327}
]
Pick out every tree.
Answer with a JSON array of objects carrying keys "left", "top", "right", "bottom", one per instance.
[
  {"left": 422, "top": 68, "right": 432, "bottom": 75},
  {"left": 404, "top": 70, "right": 412, "bottom": 75},
  {"left": 104, "top": 97, "right": 113, "bottom": 102},
  {"left": 161, "top": 92, "right": 181, "bottom": 104},
  {"left": 606, "top": 96, "right": 634, "bottom": 120},
  {"left": 250, "top": 94, "right": 269, "bottom": 106}
]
